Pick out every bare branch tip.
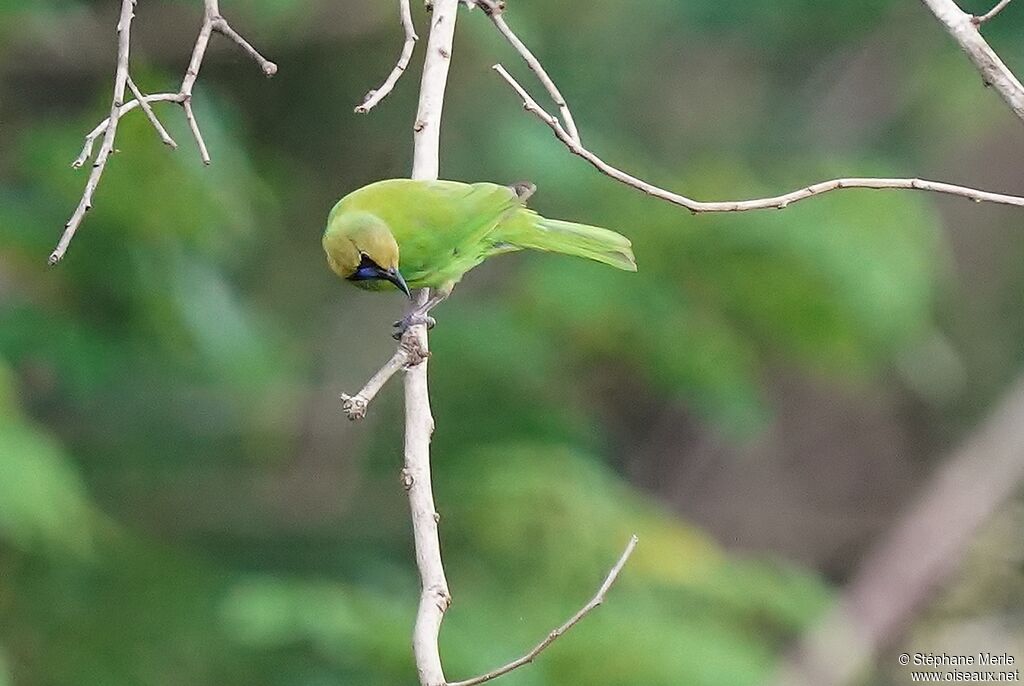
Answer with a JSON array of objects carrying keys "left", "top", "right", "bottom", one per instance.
[{"left": 340, "top": 393, "right": 370, "bottom": 420}]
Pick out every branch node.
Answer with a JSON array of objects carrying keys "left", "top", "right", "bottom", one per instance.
[
  {"left": 340, "top": 393, "right": 370, "bottom": 420},
  {"left": 400, "top": 334, "right": 430, "bottom": 367},
  {"left": 972, "top": 0, "right": 1013, "bottom": 25}
]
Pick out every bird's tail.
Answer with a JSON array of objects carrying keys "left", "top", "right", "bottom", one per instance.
[{"left": 517, "top": 216, "right": 637, "bottom": 272}]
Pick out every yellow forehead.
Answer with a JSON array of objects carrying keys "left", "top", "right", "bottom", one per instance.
[{"left": 323, "top": 211, "right": 399, "bottom": 277}]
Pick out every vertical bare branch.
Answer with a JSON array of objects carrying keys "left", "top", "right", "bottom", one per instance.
[
  {"left": 405, "top": 2, "right": 460, "bottom": 684},
  {"left": 411, "top": 1, "right": 459, "bottom": 180}
]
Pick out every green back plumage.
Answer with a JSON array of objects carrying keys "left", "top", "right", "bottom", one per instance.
[{"left": 327, "top": 179, "right": 636, "bottom": 290}]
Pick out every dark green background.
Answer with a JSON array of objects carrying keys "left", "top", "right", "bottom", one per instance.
[{"left": 1, "top": 1, "right": 1022, "bottom": 684}]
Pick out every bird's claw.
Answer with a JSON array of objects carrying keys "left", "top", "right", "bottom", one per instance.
[{"left": 392, "top": 313, "right": 436, "bottom": 340}]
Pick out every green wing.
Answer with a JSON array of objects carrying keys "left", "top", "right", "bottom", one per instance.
[{"left": 334, "top": 179, "right": 519, "bottom": 289}]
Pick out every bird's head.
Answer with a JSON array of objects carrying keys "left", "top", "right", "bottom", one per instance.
[{"left": 323, "top": 211, "right": 411, "bottom": 298}]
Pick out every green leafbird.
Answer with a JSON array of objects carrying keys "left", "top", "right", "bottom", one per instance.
[{"left": 323, "top": 179, "right": 636, "bottom": 333}]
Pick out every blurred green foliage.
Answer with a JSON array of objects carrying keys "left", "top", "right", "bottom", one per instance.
[{"left": 2, "top": 0, "right": 1021, "bottom": 684}]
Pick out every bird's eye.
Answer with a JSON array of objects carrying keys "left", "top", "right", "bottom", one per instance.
[
  {"left": 348, "top": 252, "right": 386, "bottom": 282},
  {"left": 356, "top": 253, "right": 379, "bottom": 270}
]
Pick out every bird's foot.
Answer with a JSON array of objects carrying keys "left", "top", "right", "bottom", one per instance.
[{"left": 392, "top": 312, "right": 436, "bottom": 340}]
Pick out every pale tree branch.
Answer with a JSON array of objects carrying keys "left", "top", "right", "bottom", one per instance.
[
  {"left": 343, "top": 4, "right": 635, "bottom": 684},
  {"left": 72, "top": 93, "right": 186, "bottom": 169},
  {"left": 920, "top": 0, "right": 1024, "bottom": 121},
  {"left": 768, "top": 374, "right": 1024, "bottom": 686},
  {"left": 356, "top": 0, "right": 419, "bottom": 113},
  {"left": 339, "top": 336, "right": 428, "bottom": 420},
  {"left": 447, "top": 535, "right": 639, "bottom": 686},
  {"left": 182, "top": 97, "right": 211, "bottom": 165},
  {"left": 471, "top": 0, "right": 580, "bottom": 143},
  {"left": 405, "top": 2, "right": 460, "bottom": 683},
  {"left": 477, "top": 1, "right": 1024, "bottom": 216},
  {"left": 209, "top": 15, "right": 278, "bottom": 76},
  {"left": 972, "top": 0, "right": 1013, "bottom": 24},
  {"left": 51, "top": 0, "right": 276, "bottom": 265},
  {"left": 50, "top": 0, "right": 138, "bottom": 266},
  {"left": 494, "top": 64, "right": 1024, "bottom": 212}
]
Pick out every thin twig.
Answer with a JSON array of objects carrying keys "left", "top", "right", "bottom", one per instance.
[
  {"left": 473, "top": 0, "right": 580, "bottom": 142},
  {"left": 73, "top": 95, "right": 185, "bottom": 169},
  {"left": 210, "top": 16, "right": 278, "bottom": 76},
  {"left": 356, "top": 0, "right": 419, "bottom": 113},
  {"left": 182, "top": 98, "right": 211, "bottom": 165},
  {"left": 921, "top": 0, "right": 1024, "bottom": 121},
  {"left": 406, "top": 3, "right": 460, "bottom": 684},
  {"left": 448, "top": 535, "right": 639, "bottom": 686},
  {"left": 494, "top": 64, "right": 1024, "bottom": 212},
  {"left": 51, "top": 0, "right": 276, "bottom": 264},
  {"left": 339, "top": 336, "right": 428, "bottom": 420},
  {"left": 126, "top": 75, "right": 178, "bottom": 149},
  {"left": 179, "top": 10, "right": 215, "bottom": 164},
  {"left": 972, "top": 0, "right": 1013, "bottom": 25},
  {"left": 49, "top": 0, "right": 137, "bottom": 266}
]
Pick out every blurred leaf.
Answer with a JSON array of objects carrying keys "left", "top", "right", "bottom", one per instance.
[
  {"left": 433, "top": 443, "right": 830, "bottom": 686},
  {"left": 0, "top": 360, "right": 98, "bottom": 556},
  {"left": 220, "top": 577, "right": 413, "bottom": 681}
]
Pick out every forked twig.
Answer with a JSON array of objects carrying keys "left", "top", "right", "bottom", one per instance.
[
  {"left": 126, "top": 75, "right": 177, "bottom": 149},
  {"left": 472, "top": 0, "right": 580, "bottom": 142},
  {"left": 476, "top": 1, "right": 1024, "bottom": 217},
  {"left": 51, "top": 0, "right": 276, "bottom": 265},
  {"left": 493, "top": 64, "right": 1024, "bottom": 213},
  {"left": 53, "top": 0, "right": 139, "bottom": 267}
]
